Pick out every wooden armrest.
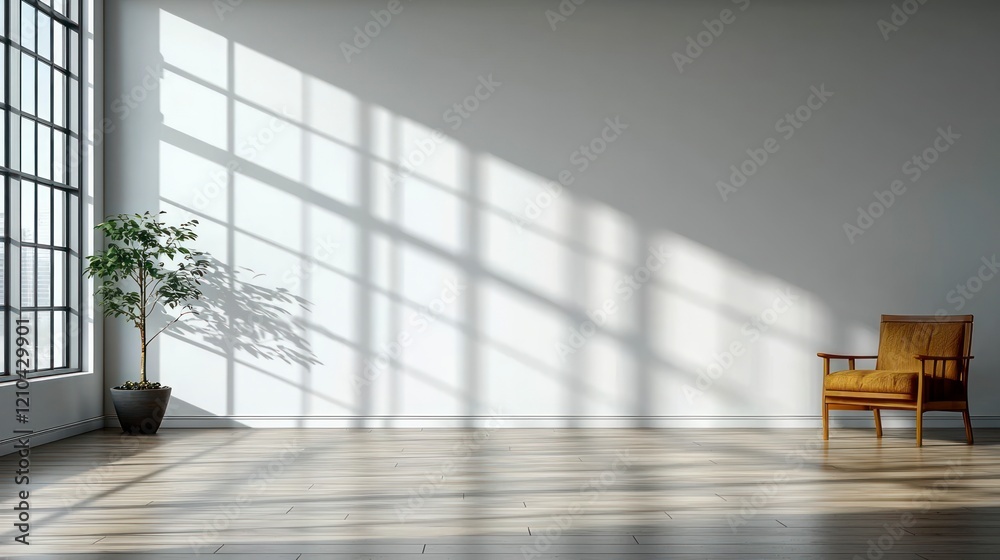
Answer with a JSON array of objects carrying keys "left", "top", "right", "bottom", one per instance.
[
  {"left": 913, "top": 354, "right": 974, "bottom": 361},
  {"left": 816, "top": 353, "right": 878, "bottom": 360}
]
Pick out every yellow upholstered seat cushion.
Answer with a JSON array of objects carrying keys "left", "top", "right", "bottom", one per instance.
[{"left": 825, "top": 369, "right": 966, "bottom": 400}]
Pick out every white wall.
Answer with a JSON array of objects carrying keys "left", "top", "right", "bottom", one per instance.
[
  {"left": 102, "top": 0, "right": 1000, "bottom": 428},
  {"left": 1, "top": 0, "right": 103, "bottom": 455}
]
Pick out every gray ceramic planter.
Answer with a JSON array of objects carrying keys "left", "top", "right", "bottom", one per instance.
[{"left": 110, "top": 387, "right": 172, "bottom": 434}]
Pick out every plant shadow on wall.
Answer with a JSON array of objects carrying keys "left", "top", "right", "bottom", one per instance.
[{"left": 167, "top": 255, "right": 321, "bottom": 370}]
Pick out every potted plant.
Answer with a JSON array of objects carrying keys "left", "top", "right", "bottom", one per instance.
[{"left": 85, "top": 211, "right": 210, "bottom": 434}]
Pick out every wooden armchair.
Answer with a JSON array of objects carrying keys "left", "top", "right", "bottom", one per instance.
[{"left": 819, "top": 314, "right": 974, "bottom": 447}]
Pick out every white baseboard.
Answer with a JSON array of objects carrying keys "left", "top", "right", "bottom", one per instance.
[
  {"left": 118, "top": 414, "right": 1000, "bottom": 429},
  {"left": 0, "top": 417, "right": 105, "bottom": 457}
]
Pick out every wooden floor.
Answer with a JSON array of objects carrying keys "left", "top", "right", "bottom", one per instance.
[{"left": 1, "top": 427, "right": 999, "bottom": 559}]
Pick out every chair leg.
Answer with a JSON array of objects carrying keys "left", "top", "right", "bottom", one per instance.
[
  {"left": 873, "top": 409, "right": 882, "bottom": 439},
  {"left": 915, "top": 406, "right": 923, "bottom": 447},
  {"left": 822, "top": 402, "right": 829, "bottom": 440},
  {"left": 963, "top": 407, "right": 974, "bottom": 445}
]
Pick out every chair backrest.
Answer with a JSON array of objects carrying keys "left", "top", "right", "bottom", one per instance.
[{"left": 876, "top": 315, "right": 973, "bottom": 380}]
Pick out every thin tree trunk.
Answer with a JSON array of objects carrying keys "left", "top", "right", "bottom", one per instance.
[
  {"left": 140, "top": 326, "right": 147, "bottom": 384},
  {"left": 139, "top": 267, "right": 147, "bottom": 384}
]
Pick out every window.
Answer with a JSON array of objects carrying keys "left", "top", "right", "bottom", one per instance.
[{"left": 1, "top": 0, "right": 82, "bottom": 377}]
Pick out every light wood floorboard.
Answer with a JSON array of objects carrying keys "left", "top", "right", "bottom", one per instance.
[{"left": 1, "top": 427, "right": 999, "bottom": 558}]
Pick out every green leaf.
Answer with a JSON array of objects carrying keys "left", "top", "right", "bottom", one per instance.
[{"left": 87, "top": 211, "right": 212, "bottom": 338}]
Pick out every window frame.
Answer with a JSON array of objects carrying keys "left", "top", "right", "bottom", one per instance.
[{"left": 0, "top": 0, "right": 83, "bottom": 379}]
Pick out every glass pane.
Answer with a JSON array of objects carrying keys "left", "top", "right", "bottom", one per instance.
[
  {"left": 53, "top": 250, "right": 65, "bottom": 306},
  {"left": 53, "top": 0, "right": 66, "bottom": 16},
  {"left": 53, "top": 188, "right": 65, "bottom": 245},
  {"left": 21, "top": 52, "right": 35, "bottom": 115},
  {"left": 21, "top": 248, "right": 35, "bottom": 306},
  {"left": 70, "top": 0, "right": 79, "bottom": 24},
  {"left": 37, "top": 250, "right": 51, "bottom": 306},
  {"left": 24, "top": 312, "right": 36, "bottom": 372},
  {"left": 69, "top": 29, "right": 78, "bottom": 75},
  {"left": 21, "top": 117, "right": 36, "bottom": 175},
  {"left": 10, "top": 113, "right": 19, "bottom": 167},
  {"left": 21, "top": 3, "right": 36, "bottom": 52},
  {"left": 38, "top": 14, "right": 51, "bottom": 60},
  {"left": 53, "top": 71, "right": 65, "bottom": 126},
  {"left": 0, "top": 52, "right": 5, "bottom": 103},
  {"left": 37, "top": 184, "right": 51, "bottom": 245},
  {"left": 69, "top": 138, "right": 79, "bottom": 189},
  {"left": 68, "top": 191, "right": 78, "bottom": 252},
  {"left": 53, "top": 311, "right": 66, "bottom": 368},
  {"left": 53, "top": 21, "right": 64, "bottom": 68},
  {"left": 21, "top": 181, "right": 35, "bottom": 243},
  {"left": 0, "top": 245, "right": 5, "bottom": 307},
  {"left": 0, "top": 178, "right": 5, "bottom": 235},
  {"left": 69, "top": 309, "right": 78, "bottom": 369},
  {"left": 39, "top": 63, "right": 51, "bottom": 121},
  {"left": 37, "top": 310, "right": 51, "bottom": 370},
  {"left": 38, "top": 124, "right": 52, "bottom": 180},
  {"left": 0, "top": 113, "right": 5, "bottom": 166},
  {"left": 9, "top": 46, "right": 18, "bottom": 111},
  {"left": 69, "top": 76, "right": 78, "bottom": 134},
  {"left": 53, "top": 129, "right": 65, "bottom": 183}
]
